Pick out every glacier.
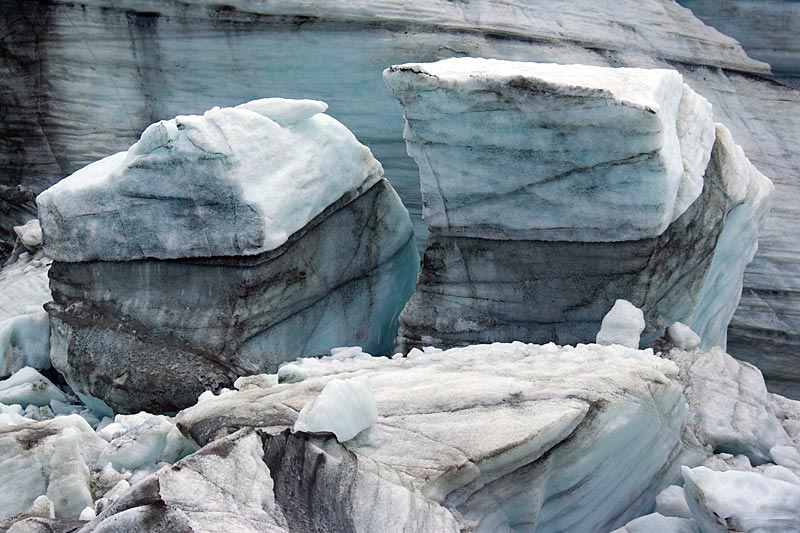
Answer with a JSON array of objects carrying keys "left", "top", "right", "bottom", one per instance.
[
  {"left": 1, "top": 0, "right": 798, "bottom": 393},
  {"left": 385, "top": 58, "right": 772, "bottom": 352},
  {"left": 38, "top": 98, "right": 419, "bottom": 414}
]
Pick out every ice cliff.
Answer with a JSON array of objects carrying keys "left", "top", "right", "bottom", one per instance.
[
  {"left": 1, "top": 0, "right": 798, "bottom": 394},
  {"left": 385, "top": 59, "right": 772, "bottom": 352},
  {"left": 36, "top": 98, "right": 419, "bottom": 414}
]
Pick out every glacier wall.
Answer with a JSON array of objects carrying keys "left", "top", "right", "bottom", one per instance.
[
  {"left": 1, "top": 0, "right": 798, "bottom": 392},
  {"left": 386, "top": 59, "right": 772, "bottom": 351}
]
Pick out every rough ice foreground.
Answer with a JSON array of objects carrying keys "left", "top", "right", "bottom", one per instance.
[
  {"left": 0, "top": 405, "right": 197, "bottom": 524},
  {"left": 38, "top": 98, "right": 418, "bottom": 414},
  {"left": 2, "top": 315, "right": 798, "bottom": 531},
  {"left": 385, "top": 59, "right": 773, "bottom": 352},
  {"left": 175, "top": 342, "right": 693, "bottom": 532}
]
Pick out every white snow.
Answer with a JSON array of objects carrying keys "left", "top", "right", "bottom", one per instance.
[
  {"left": 596, "top": 299, "right": 646, "bottom": 348},
  {"left": 294, "top": 376, "right": 377, "bottom": 442},
  {"left": 37, "top": 98, "right": 384, "bottom": 261}
]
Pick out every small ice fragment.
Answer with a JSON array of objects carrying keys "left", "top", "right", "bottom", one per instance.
[
  {"left": 294, "top": 376, "right": 377, "bottom": 442},
  {"left": 596, "top": 300, "right": 645, "bottom": 349}
]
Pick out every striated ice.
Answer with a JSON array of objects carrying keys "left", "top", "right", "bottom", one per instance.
[
  {"left": 596, "top": 300, "right": 646, "bottom": 349},
  {"left": 294, "top": 376, "right": 377, "bottom": 442},
  {"left": 688, "top": 124, "right": 774, "bottom": 350},
  {"left": 37, "top": 98, "right": 383, "bottom": 262},
  {"left": 384, "top": 58, "right": 715, "bottom": 242},
  {"left": 386, "top": 59, "right": 770, "bottom": 352}
]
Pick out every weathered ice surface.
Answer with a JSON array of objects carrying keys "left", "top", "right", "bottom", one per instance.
[
  {"left": 37, "top": 98, "right": 383, "bottom": 262},
  {"left": 178, "top": 342, "right": 696, "bottom": 532},
  {"left": 40, "top": 100, "right": 418, "bottom": 414},
  {"left": 82, "top": 429, "right": 289, "bottom": 533},
  {"left": 0, "top": 392, "right": 197, "bottom": 526},
  {"left": 678, "top": 0, "right": 800, "bottom": 90},
  {"left": 386, "top": 59, "right": 771, "bottom": 351},
  {"left": 1, "top": 0, "right": 798, "bottom": 389}
]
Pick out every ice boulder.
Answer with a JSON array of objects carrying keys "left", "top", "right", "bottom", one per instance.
[
  {"left": 668, "top": 345, "right": 792, "bottom": 465},
  {"left": 294, "top": 376, "right": 377, "bottom": 442},
  {"left": 0, "top": 366, "right": 67, "bottom": 407},
  {"left": 596, "top": 300, "right": 646, "bottom": 348},
  {"left": 384, "top": 58, "right": 772, "bottom": 351},
  {"left": 38, "top": 98, "right": 419, "bottom": 414},
  {"left": 177, "top": 341, "right": 697, "bottom": 531}
]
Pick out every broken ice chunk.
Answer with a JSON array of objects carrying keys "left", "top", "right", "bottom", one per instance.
[
  {"left": 294, "top": 376, "right": 377, "bottom": 442},
  {"left": 596, "top": 300, "right": 645, "bottom": 348}
]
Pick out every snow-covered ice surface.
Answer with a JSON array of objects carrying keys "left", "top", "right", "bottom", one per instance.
[
  {"left": 387, "top": 59, "right": 771, "bottom": 352},
  {"left": 37, "top": 98, "right": 383, "bottom": 262},
  {"left": 38, "top": 99, "right": 418, "bottom": 413}
]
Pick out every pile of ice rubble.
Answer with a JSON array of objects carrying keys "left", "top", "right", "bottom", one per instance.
[{"left": 0, "top": 307, "right": 798, "bottom": 532}]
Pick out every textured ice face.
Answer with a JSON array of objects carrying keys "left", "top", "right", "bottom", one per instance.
[
  {"left": 384, "top": 58, "right": 715, "bottom": 242},
  {"left": 37, "top": 98, "right": 383, "bottom": 262},
  {"left": 179, "top": 341, "right": 692, "bottom": 532},
  {"left": 386, "top": 59, "right": 771, "bottom": 352}
]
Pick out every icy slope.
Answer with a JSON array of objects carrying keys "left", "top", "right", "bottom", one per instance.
[
  {"left": 38, "top": 99, "right": 418, "bottom": 414},
  {"left": 386, "top": 59, "right": 772, "bottom": 352}
]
